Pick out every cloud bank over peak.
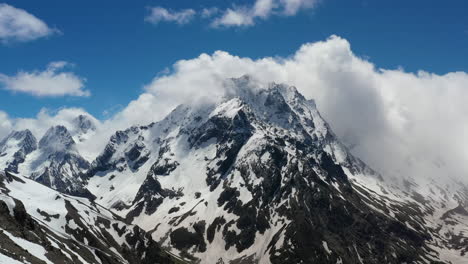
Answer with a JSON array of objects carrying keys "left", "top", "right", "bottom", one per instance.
[
  {"left": 0, "top": 61, "right": 89, "bottom": 97},
  {"left": 122, "top": 35, "right": 468, "bottom": 183},
  {"left": 12, "top": 108, "right": 99, "bottom": 138},
  {"left": 2, "top": 36, "right": 468, "bottom": 185},
  {"left": 0, "top": 3, "right": 58, "bottom": 43}
]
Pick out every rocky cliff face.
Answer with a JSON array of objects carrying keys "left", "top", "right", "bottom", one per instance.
[{"left": 0, "top": 129, "right": 37, "bottom": 173}]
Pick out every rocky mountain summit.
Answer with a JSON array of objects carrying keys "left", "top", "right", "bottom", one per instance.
[{"left": 73, "top": 114, "right": 97, "bottom": 142}]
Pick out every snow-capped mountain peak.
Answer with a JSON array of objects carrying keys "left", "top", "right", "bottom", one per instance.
[
  {"left": 14, "top": 125, "right": 92, "bottom": 197},
  {"left": 85, "top": 76, "right": 452, "bottom": 263}
]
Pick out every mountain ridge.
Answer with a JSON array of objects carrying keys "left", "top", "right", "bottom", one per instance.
[
  {"left": 0, "top": 76, "right": 467, "bottom": 263},
  {"left": 0, "top": 170, "right": 182, "bottom": 264}
]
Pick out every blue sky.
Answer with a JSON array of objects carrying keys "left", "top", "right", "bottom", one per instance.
[{"left": 0, "top": 0, "right": 467, "bottom": 119}]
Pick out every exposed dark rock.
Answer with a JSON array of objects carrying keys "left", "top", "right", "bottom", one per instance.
[{"left": 170, "top": 226, "right": 207, "bottom": 252}]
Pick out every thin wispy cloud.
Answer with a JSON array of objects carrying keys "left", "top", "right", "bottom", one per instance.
[
  {"left": 145, "top": 7, "right": 196, "bottom": 25},
  {"left": 213, "top": 0, "right": 319, "bottom": 27},
  {"left": 0, "top": 61, "right": 89, "bottom": 97},
  {"left": 201, "top": 7, "right": 219, "bottom": 18},
  {"left": 146, "top": 0, "right": 319, "bottom": 27},
  {"left": 0, "top": 3, "right": 58, "bottom": 43}
]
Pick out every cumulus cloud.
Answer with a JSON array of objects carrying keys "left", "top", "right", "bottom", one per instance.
[
  {"left": 145, "top": 7, "right": 196, "bottom": 25},
  {"left": 0, "top": 61, "right": 89, "bottom": 97},
  {"left": 0, "top": 3, "right": 57, "bottom": 43},
  {"left": 212, "top": 0, "right": 319, "bottom": 27}
]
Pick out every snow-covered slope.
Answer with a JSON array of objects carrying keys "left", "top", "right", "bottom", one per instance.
[
  {"left": 86, "top": 125, "right": 156, "bottom": 209},
  {"left": 85, "top": 76, "right": 468, "bottom": 263},
  {"left": 0, "top": 170, "right": 181, "bottom": 264}
]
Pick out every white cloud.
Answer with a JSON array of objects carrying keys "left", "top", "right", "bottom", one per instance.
[
  {"left": 212, "top": 0, "right": 319, "bottom": 27},
  {"left": 145, "top": 7, "right": 196, "bottom": 25},
  {"left": 0, "top": 61, "right": 89, "bottom": 97},
  {"left": 0, "top": 3, "right": 57, "bottom": 43},
  {"left": 145, "top": 1, "right": 319, "bottom": 28},
  {"left": 212, "top": 8, "right": 255, "bottom": 27}
]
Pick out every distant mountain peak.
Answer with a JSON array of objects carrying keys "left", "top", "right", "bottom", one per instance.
[
  {"left": 73, "top": 114, "right": 97, "bottom": 134},
  {"left": 39, "top": 125, "right": 76, "bottom": 152},
  {"left": 0, "top": 129, "right": 36, "bottom": 150}
]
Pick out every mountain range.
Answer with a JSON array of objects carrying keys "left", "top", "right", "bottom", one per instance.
[{"left": 0, "top": 76, "right": 467, "bottom": 263}]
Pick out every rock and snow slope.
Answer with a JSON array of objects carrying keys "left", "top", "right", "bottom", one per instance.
[
  {"left": 0, "top": 170, "right": 180, "bottom": 264},
  {"left": 86, "top": 77, "right": 468, "bottom": 263},
  {"left": 0, "top": 76, "right": 467, "bottom": 263}
]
